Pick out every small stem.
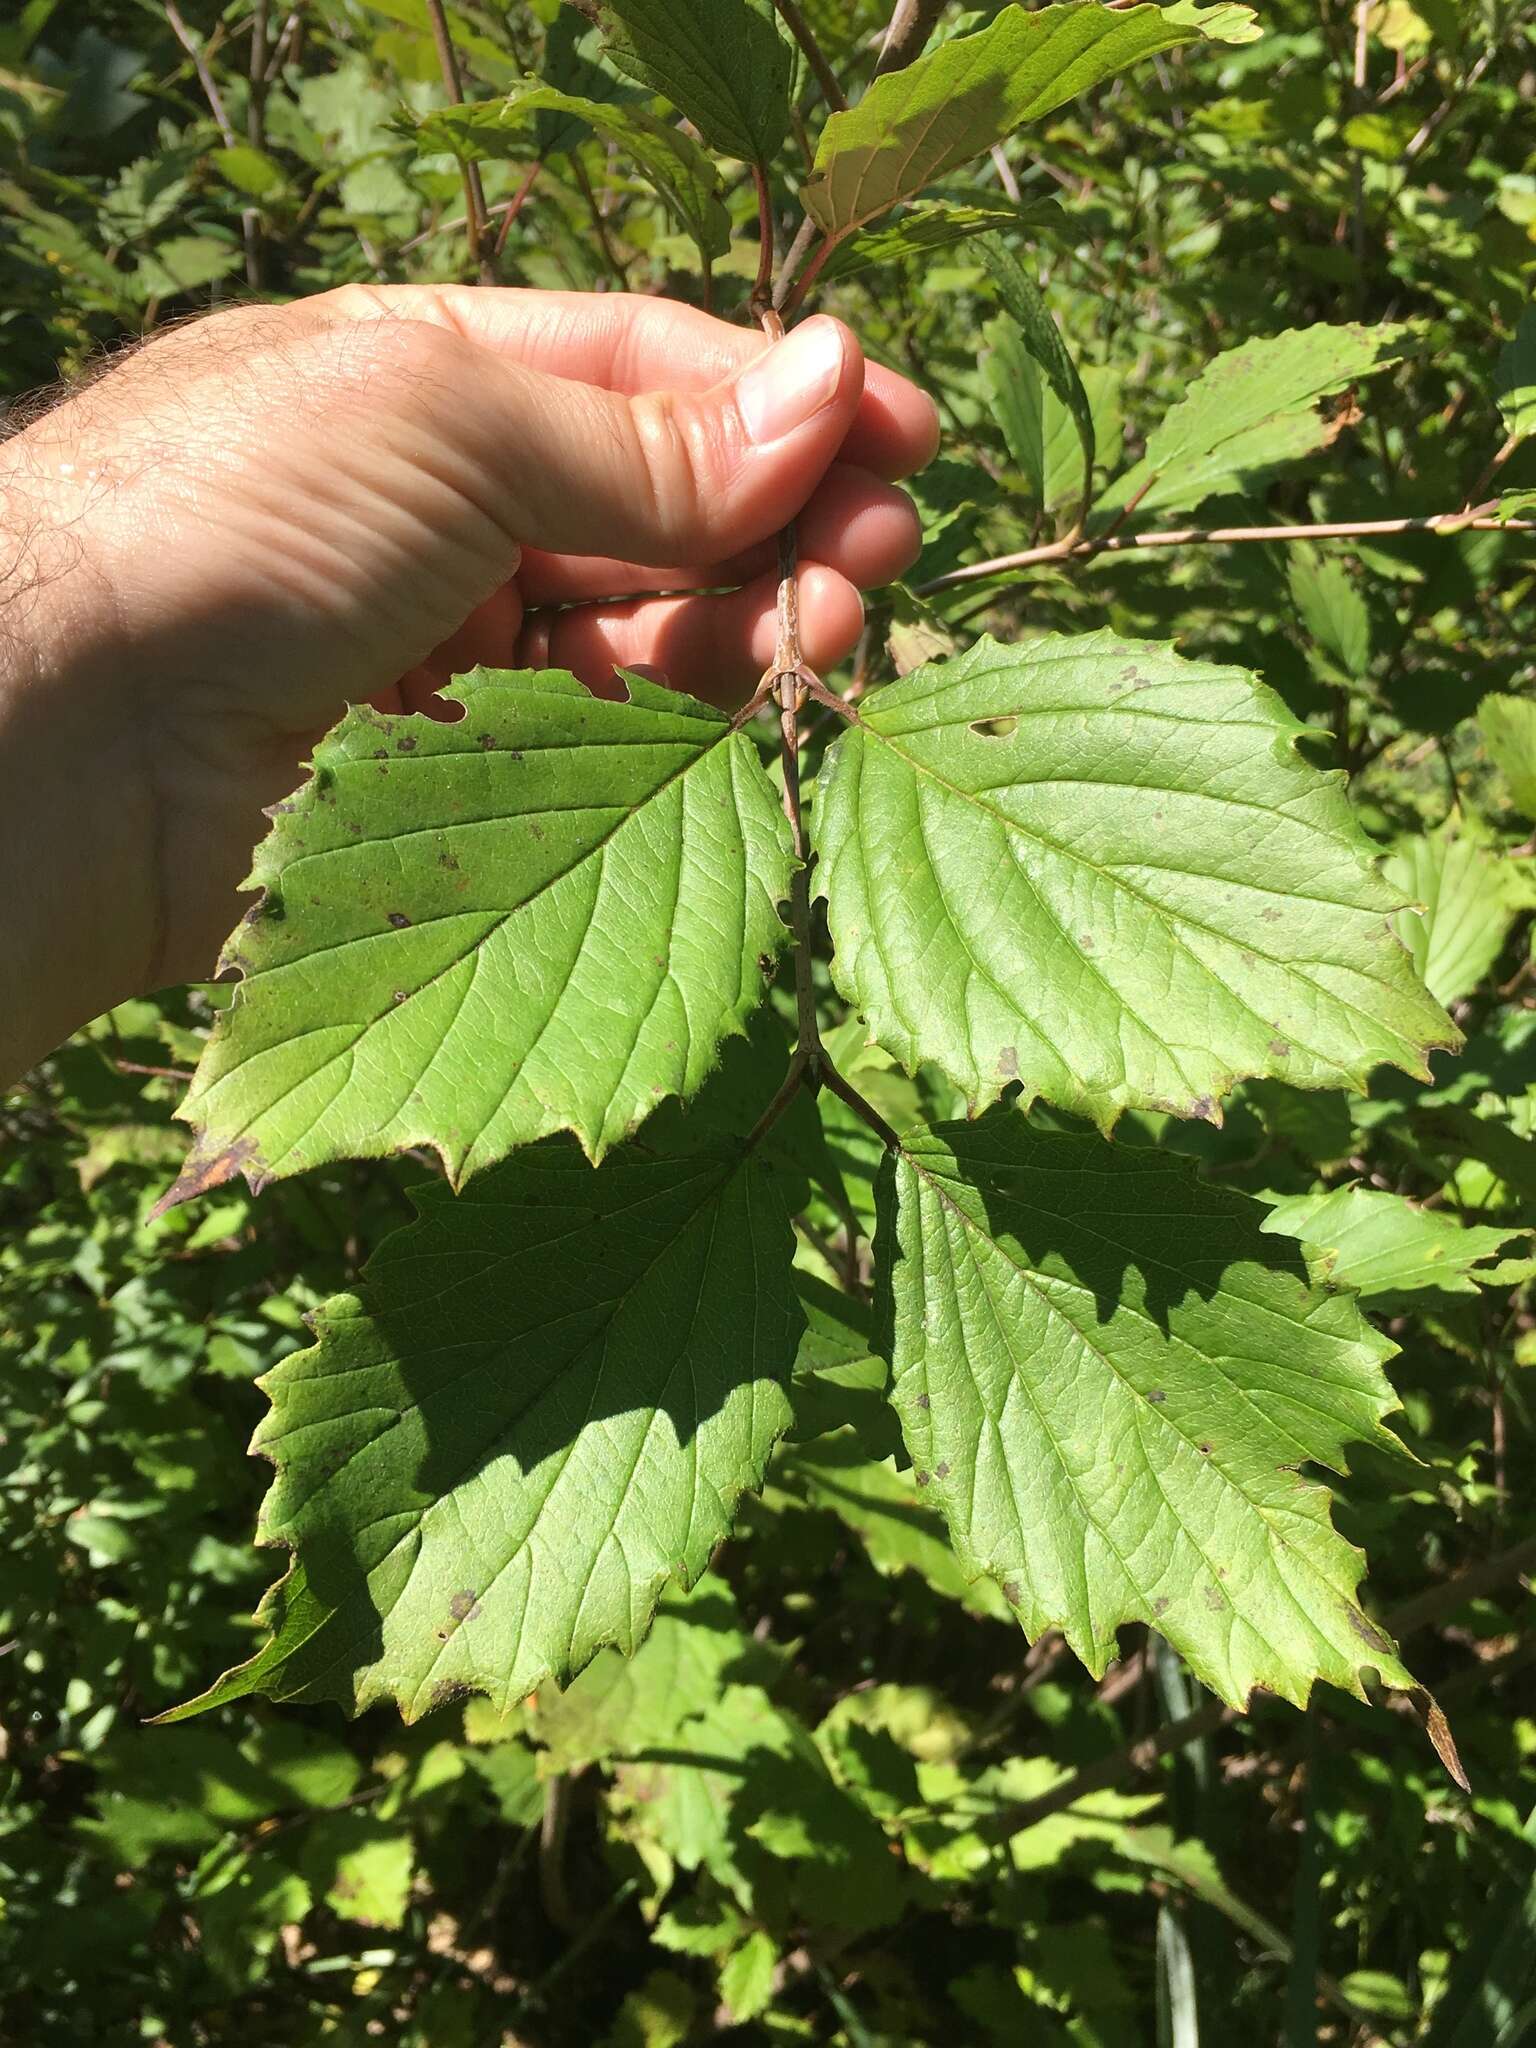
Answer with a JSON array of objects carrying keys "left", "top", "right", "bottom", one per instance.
[
  {"left": 772, "top": 0, "right": 849, "bottom": 112},
  {"left": 1464, "top": 431, "right": 1520, "bottom": 513},
  {"left": 917, "top": 505, "right": 1534, "bottom": 595},
  {"left": 493, "top": 159, "right": 542, "bottom": 259},
  {"left": 751, "top": 165, "right": 778, "bottom": 321},
  {"left": 781, "top": 231, "right": 843, "bottom": 317},
  {"left": 773, "top": 214, "right": 822, "bottom": 311},
  {"left": 423, "top": 0, "right": 494, "bottom": 283}
]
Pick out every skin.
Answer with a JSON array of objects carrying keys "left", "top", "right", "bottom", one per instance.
[{"left": 0, "top": 286, "right": 939, "bottom": 1082}]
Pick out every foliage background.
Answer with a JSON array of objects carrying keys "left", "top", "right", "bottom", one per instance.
[{"left": 3, "top": 0, "right": 1535, "bottom": 2042}]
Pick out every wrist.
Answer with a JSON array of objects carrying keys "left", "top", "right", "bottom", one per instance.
[{"left": 0, "top": 436, "right": 160, "bottom": 1080}]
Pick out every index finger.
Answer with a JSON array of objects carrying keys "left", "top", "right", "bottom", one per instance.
[{"left": 328, "top": 284, "right": 940, "bottom": 483}]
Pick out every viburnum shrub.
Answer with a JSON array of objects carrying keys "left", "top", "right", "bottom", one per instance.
[{"left": 152, "top": 0, "right": 1531, "bottom": 1762}]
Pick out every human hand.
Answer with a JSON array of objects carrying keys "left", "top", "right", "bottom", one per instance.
[{"left": 0, "top": 286, "right": 938, "bottom": 1077}]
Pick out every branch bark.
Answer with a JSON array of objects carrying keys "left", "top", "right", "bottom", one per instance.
[
  {"left": 422, "top": 0, "right": 494, "bottom": 284},
  {"left": 874, "top": 0, "right": 947, "bottom": 77},
  {"left": 772, "top": 0, "right": 849, "bottom": 112},
  {"left": 917, "top": 504, "right": 1535, "bottom": 595}
]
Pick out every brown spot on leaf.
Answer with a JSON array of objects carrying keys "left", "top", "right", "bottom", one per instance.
[
  {"left": 1189, "top": 1096, "right": 1215, "bottom": 1121},
  {"left": 915, "top": 1393, "right": 930, "bottom": 1410},
  {"left": 1261, "top": 906, "right": 1283, "bottom": 922},
  {"left": 388, "top": 912, "right": 411, "bottom": 929},
  {"left": 1345, "top": 1605, "right": 1394, "bottom": 1657},
  {"left": 397, "top": 734, "right": 417, "bottom": 752},
  {"left": 1002, "top": 1581, "right": 1022, "bottom": 1607},
  {"left": 915, "top": 1470, "right": 931, "bottom": 1488},
  {"left": 393, "top": 990, "right": 408, "bottom": 1005},
  {"left": 1203, "top": 1584, "right": 1226, "bottom": 1611},
  {"left": 438, "top": 851, "right": 460, "bottom": 869},
  {"left": 449, "top": 1590, "right": 481, "bottom": 1623},
  {"left": 150, "top": 1134, "right": 267, "bottom": 1219},
  {"left": 1198, "top": 1442, "right": 1212, "bottom": 1455},
  {"left": 478, "top": 733, "right": 496, "bottom": 749},
  {"left": 757, "top": 952, "right": 775, "bottom": 977},
  {"left": 1080, "top": 933, "right": 1095, "bottom": 951},
  {"left": 1154, "top": 1596, "right": 1170, "bottom": 1616},
  {"left": 1269, "top": 1039, "right": 1291, "bottom": 1058},
  {"left": 997, "top": 1044, "right": 1019, "bottom": 1079},
  {"left": 934, "top": 1460, "right": 951, "bottom": 1481},
  {"left": 1147, "top": 1389, "right": 1167, "bottom": 1404}
]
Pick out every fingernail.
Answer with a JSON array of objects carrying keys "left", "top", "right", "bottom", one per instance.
[{"left": 737, "top": 317, "right": 846, "bottom": 445}]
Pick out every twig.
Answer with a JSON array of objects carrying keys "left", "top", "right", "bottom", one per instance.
[
  {"left": 781, "top": 231, "right": 844, "bottom": 317},
  {"left": 980, "top": 1533, "right": 1536, "bottom": 1840},
  {"left": 537, "top": 1771, "right": 582, "bottom": 1935},
  {"left": 874, "top": 0, "right": 947, "bottom": 76},
  {"left": 164, "top": 2, "right": 235, "bottom": 146},
  {"left": 493, "top": 160, "right": 542, "bottom": 259},
  {"left": 917, "top": 505, "right": 1536, "bottom": 594},
  {"left": 772, "top": 0, "right": 849, "bottom": 112},
  {"left": 751, "top": 165, "right": 778, "bottom": 321},
  {"left": 423, "top": 0, "right": 494, "bottom": 283},
  {"left": 773, "top": 214, "right": 822, "bottom": 311},
  {"left": 164, "top": 1, "right": 265, "bottom": 290}
]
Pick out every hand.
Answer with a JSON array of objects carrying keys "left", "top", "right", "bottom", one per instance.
[{"left": 0, "top": 286, "right": 938, "bottom": 1078}]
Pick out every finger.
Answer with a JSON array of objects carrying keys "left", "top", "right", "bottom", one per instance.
[
  {"left": 414, "top": 313, "right": 871, "bottom": 567},
  {"left": 515, "top": 462, "right": 923, "bottom": 605},
  {"left": 320, "top": 285, "right": 939, "bottom": 481},
  {"left": 517, "top": 564, "right": 866, "bottom": 708}
]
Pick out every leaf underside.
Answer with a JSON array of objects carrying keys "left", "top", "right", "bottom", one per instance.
[
  {"left": 174, "top": 1123, "right": 802, "bottom": 1721},
  {"left": 802, "top": 2, "right": 1259, "bottom": 238},
  {"left": 878, "top": 1115, "right": 1415, "bottom": 1707},
  {"left": 167, "top": 668, "right": 793, "bottom": 1199},
  {"left": 813, "top": 631, "right": 1456, "bottom": 1130}
]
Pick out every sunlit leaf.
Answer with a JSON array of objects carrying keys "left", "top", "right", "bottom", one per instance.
[
  {"left": 877, "top": 1114, "right": 1416, "bottom": 1706},
  {"left": 1262, "top": 1183, "right": 1529, "bottom": 1296},
  {"left": 814, "top": 632, "right": 1455, "bottom": 1130},
  {"left": 168, "top": 669, "right": 792, "bottom": 1196},
  {"left": 802, "top": 2, "right": 1259, "bottom": 238},
  {"left": 422, "top": 85, "right": 731, "bottom": 264},
  {"left": 1099, "top": 324, "right": 1408, "bottom": 520},
  {"left": 1386, "top": 833, "right": 1520, "bottom": 1005}
]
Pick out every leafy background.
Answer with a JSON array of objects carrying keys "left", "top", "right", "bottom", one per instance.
[{"left": 3, "top": 1, "right": 1535, "bottom": 2043}]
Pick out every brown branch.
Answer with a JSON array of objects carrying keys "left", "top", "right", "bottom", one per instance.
[
  {"left": 917, "top": 505, "right": 1536, "bottom": 595},
  {"left": 752, "top": 166, "right": 778, "bottom": 322},
  {"left": 773, "top": 0, "right": 849, "bottom": 112},
  {"left": 164, "top": 0, "right": 266, "bottom": 291},
  {"left": 874, "top": 0, "right": 947, "bottom": 77},
  {"left": 980, "top": 1533, "right": 1536, "bottom": 1841},
  {"left": 423, "top": 0, "right": 494, "bottom": 283},
  {"left": 773, "top": 214, "right": 822, "bottom": 312}
]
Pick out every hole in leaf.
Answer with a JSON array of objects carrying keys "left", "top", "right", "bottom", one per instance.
[{"left": 969, "top": 715, "right": 1019, "bottom": 739}]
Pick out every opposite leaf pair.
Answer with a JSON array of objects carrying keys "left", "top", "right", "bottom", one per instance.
[{"left": 163, "top": 632, "right": 1456, "bottom": 1727}]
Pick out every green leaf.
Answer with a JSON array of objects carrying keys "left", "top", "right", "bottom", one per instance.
[
  {"left": 1493, "top": 304, "right": 1536, "bottom": 445},
  {"left": 876, "top": 1115, "right": 1416, "bottom": 1707},
  {"left": 1288, "top": 546, "right": 1372, "bottom": 678},
  {"left": 822, "top": 196, "right": 1060, "bottom": 281},
  {"left": 720, "top": 1929, "right": 779, "bottom": 2024},
  {"left": 982, "top": 317, "right": 1087, "bottom": 524},
  {"left": 171, "top": 1118, "right": 802, "bottom": 1719},
  {"left": 978, "top": 235, "right": 1095, "bottom": 523},
  {"left": 801, "top": 2, "right": 1259, "bottom": 237},
  {"left": 1480, "top": 691, "right": 1536, "bottom": 817},
  {"left": 814, "top": 632, "right": 1455, "bottom": 1131},
  {"left": 1386, "top": 833, "right": 1520, "bottom": 1005},
  {"left": 422, "top": 86, "right": 731, "bottom": 264},
  {"left": 597, "top": 0, "right": 790, "bottom": 165},
  {"left": 168, "top": 669, "right": 792, "bottom": 1197},
  {"left": 1099, "top": 324, "right": 1408, "bottom": 520},
  {"left": 1261, "top": 1184, "right": 1529, "bottom": 1297}
]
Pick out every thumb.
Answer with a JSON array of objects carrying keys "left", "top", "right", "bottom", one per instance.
[{"left": 465, "top": 313, "right": 865, "bottom": 566}]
